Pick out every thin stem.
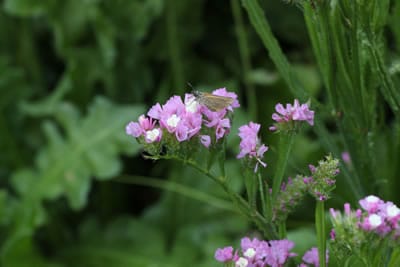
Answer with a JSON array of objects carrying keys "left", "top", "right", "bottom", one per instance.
[
  {"left": 114, "top": 175, "right": 235, "bottom": 211},
  {"left": 272, "top": 132, "right": 295, "bottom": 202},
  {"left": 166, "top": 0, "right": 185, "bottom": 93},
  {"left": 149, "top": 154, "right": 278, "bottom": 239},
  {"left": 257, "top": 172, "right": 266, "bottom": 216},
  {"left": 278, "top": 221, "right": 286, "bottom": 239},
  {"left": 315, "top": 201, "right": 327, "bottom": 267}
]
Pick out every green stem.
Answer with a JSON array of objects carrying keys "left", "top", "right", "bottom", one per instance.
[
  {"left": 271, "top": 132, "right": 295, "bottom": 203},
  {"left": 278, "top": 221, "right": 286, "bottom": 239},
  {"left": 231, "top": 0, "right": 257, "bottom": 119},
  {"left": 166, "top": 0, "right": 185, "bottom": 93},
  {"left": 149, "top": 154, "right": 278, "bottom": 239},
  {"left": 316, "top": 201, "right": 327, "bottom": 267},
  {"left": 257, "top": 172, "right": 266, "bottom": 216}
]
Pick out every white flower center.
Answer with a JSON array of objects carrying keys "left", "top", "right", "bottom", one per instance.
[
  {"left": 167, "top": 114, "right": 181, "bottom": 127},
  {"left": 146, "top": 129, "right": 160, "bottom": 142},
  {"left": 235, "top": 257, "right": 248, "bottom": 267},
  {"left": 368, "top": 214, "right": 383, "bottom": 228},
  {"left": 366, "top": 195, "right": 379, "bottom": 204},
  {"left": 387, "top": 205, "right": 400, "bottom": 218},
  {"left": 243, "top": 248, "right": 256, "bottom": 258}
]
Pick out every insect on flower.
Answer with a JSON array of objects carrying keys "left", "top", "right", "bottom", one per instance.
[{"left": 192, "top": 91, "right": 234, "bottom": 112}]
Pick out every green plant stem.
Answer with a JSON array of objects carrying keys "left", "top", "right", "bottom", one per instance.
[
  {"left": 257, "top": 172, "right": 266, "bottom": 216},
  {"left": 114, "top": 175, "right": 234, "bottom": 211},
  {"left": 278, "top": 221, "right": 286, "bottom": 239},
  {"left": 166, "top": 0, "right": 185, "bottom": 93},
  {"left": 244, "top": 169, "right": 257, "bottom": 209},
  {"left": 315, "top": 201, "right": 326, "bottom": 267},
  {"left": 271, "top": 132, "right": 295, "bottom": 203},
  {"left": 147, "top": 154, "right": 278, "bottom": 239},
  {"left": 231, "top": 0, "right": 257, "bottom": 119}
]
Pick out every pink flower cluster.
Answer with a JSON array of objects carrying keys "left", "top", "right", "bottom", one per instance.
[
  {"left": 237, "top": 122, "right": 268, "bottom": 172},
  {"left": 215, "top": 237, "right": 296, "bottom": 267},
  {"left": 270, "top": 99, "right": 314, "bottom": 131},
  {"left": 126, "top": 88, "right": 239, "bottom": 147},
  {"left": 330, "top": 195, "right": 400, "bottom": 238},
  {"left": 299, "top": 247, "right": 329, "bottom": 267},
  {"left": 359, "top": 195, "right": 400, "bottom": 235}
]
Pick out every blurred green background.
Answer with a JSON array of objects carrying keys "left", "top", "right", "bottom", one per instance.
[{"left": 0, "top": 0, "right": 399, "bottom": 266}]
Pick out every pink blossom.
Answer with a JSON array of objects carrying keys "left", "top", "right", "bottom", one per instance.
[
  {"left": 271, "top": 99, "right": 314, "bottom": 130},
  {"left": 214, "top": 246, "right": 234, "bottom": 262},
  {"left": 200, "top": 135, "right": 211, "bottom": 148},
  {"left": 302, "top": 247, "right": 328, "bottom": 267},
  {"left": 237, "top": 122, "right": 268, "bottom": 172},
  {"left": 265, "top": 240, "right": 297, "bottom": 267},
  {"left": 361, "top": 214, "right": 383, "bottom": 231},
  {"left": 341, "top": 151, "right": 351, "bottom": 164},
  {"left": 359, "top": 195, "right": 384, "bottom": 213},
  {"left": 126, "top": 115, "right": 157, "bottom": 138}
]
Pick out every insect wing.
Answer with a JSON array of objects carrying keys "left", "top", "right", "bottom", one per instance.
[{"left": 200, "top": 93, "right": 234, "bottom": 111}]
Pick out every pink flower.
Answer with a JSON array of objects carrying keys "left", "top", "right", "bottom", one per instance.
[
  {"left": 380, "top": 202, "right": 400, "bottom": 227},
  {"left": 302, "top": 247, "right": 328, "bottom": 267},
  {"left": 359, "top": 195, "right": 383, "bottom": 213},
  {"left": 126, "top": 115, "right": 157, "bottom": 138},
  {"left": 341, "top": 151, "right": 351, "bottom": 164},
  {"left": 214, "top": 246, "right": 234, "bottom": 262},
  {"left": 200, "top": 135, "right": 211, "bottom": 148},
  {"left": 127, "top": 88, "right": 239, "bottom": 152},
  {"left": 265, "top": 240, "right": 297, "bottom": 267},
  {"left": 361, "top": 214, "right": 383, "bottom": 231},
  {"left": 237, "top": 122, "right": 268, "bottom": 172},
  {"left": 216, "top": 237, "right": 296, "bottom": 267},
  {"left": 270, "top": 99, "right": 314, "bottom": 131}
]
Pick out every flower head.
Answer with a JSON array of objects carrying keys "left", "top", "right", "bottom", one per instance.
[
  {"left": 237, "top": 122, "right": 268, "bottom": 172},
  {"left": 215, "top": 237, "right": 296, "bottom": 267},
  {"left": 329, "top": 195, "right": 400, "bottom": 262},
  {"left": 270, "top": 99, "right": 314, "bottom": 132},
  {"left": 126, "top": 88, "right": 240, "bottom": 156},
  {"left": 214, "top": 246, "right": 234, "bottom": 262}
]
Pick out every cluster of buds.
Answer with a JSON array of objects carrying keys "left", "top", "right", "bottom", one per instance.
[
  {"left": 273, "top": 176, "right": 308, "bottom": 222},
  {"left": 329, "top": 195, "right": 400, "bottom": 261},
  {"left": 303, "top": 155, "right": 339, "bottom": 201},
  {"left": 125, "top": 88, "right": 239, "bottom": 156},
  {"left": 215, "top": 237, "right": 296, "bottom": 267}
]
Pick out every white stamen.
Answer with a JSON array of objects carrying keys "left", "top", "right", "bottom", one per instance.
[{"left": 167, "top": 114, "right": 181, "bottom": 127}]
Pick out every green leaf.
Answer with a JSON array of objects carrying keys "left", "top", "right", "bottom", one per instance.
[
  {"left": 3, "top": 0, "right": 55, "bottom": 16},
  {"left": 3, "top": 97, "right": 144, "bottom": 262},
  {"left": 388, "top": 247, "right": 400, "bottom": 267},
  {"left": 15, "top": 96, "right": 144, "bottom": 208},
  {"left": 2, "top": 235, "right": 63, "bottom": 267}
]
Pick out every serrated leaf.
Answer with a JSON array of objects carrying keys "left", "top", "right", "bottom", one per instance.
[
  {"left": 4, "top": 97, "right": 144, "bottom": 261},
  {"left": 14, "top": 96, "right": 144, "bottom": 208}
]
